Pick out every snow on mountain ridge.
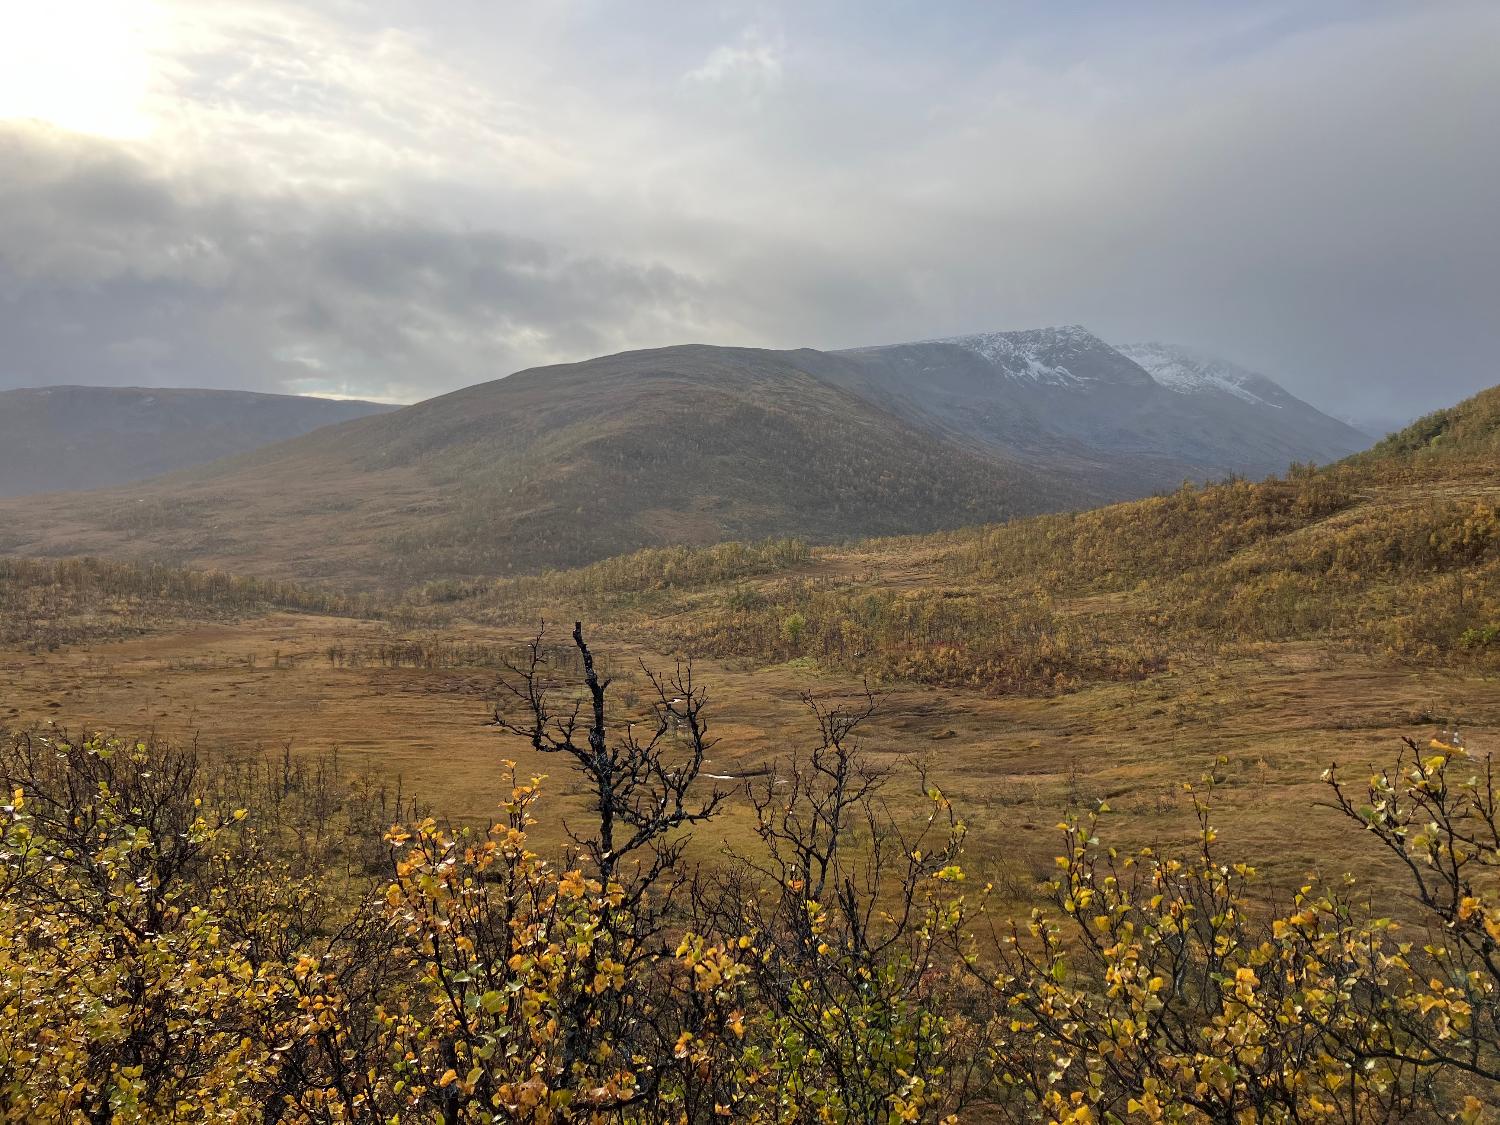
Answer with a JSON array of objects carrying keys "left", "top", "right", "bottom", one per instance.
[
  {"left": 923, "top": 325, "right": 1117, "bottom": 386},
  {"left": 1116, "top": 342, "right": 1283, "bottom": 408}
]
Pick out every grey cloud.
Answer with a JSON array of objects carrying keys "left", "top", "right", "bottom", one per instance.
[
  {"left": 0, "top": 2, "right": 1496, "bottom": 423},
  {"left": 683, "top": 33, "right": 785, "bottom": 104},
  {"left": 675, "top": 3, "right": 1500, "bottom": 420},
  {"left": 0, "top": 123, "right": 721, "bottom": 401}
]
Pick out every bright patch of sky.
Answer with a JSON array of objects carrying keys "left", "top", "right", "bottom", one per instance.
[{"left": 0, "top": 0, "right": 158, "bottom": 138}]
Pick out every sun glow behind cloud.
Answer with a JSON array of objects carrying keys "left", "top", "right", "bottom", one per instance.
[
  {"left": 0, "top": 0, "right": 159, "bottom": 138},
  {"left": 0, "top": 1, "right": 1494, "bottom": 422}
]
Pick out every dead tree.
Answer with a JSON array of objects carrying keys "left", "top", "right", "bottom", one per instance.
[
  {"left": 490, "top": 621, "right": 729, "bottom": 1105},
  {"left": 492, "top": 620, "right": 725, "bottom": 889}
]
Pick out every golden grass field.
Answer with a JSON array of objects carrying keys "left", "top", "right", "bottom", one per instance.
[{"left": 3, "top": 604, "right": 1492, "bottom": 917}]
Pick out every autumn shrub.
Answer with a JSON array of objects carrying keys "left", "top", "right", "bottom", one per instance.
[
  {"left": 976, "top": 798, "right": 1436, "bottom": 1120},
  {"left": 10, "top": 640, "right": 1500, "bottom": 1121},
  {"left": 0, "top": 735, "right": 276, "bottom": 1121},
  {"left": 1460, "top": 624, "right": 1500, "bottom": 648},
  {"left": 1349, "top": 385, "right": 1500, "bottom": 471},
  {"left": 951, "top": 472, "right": 1358, "bottom": 594},
  {"left": 647, "top": 583, "right": 1170, "bottom": 694},
  {"left": 426, "top": 451, "right": 1499, "bottom": 696},
  {"left": 963, "top": 739, "right": 1500, "bottom": 1123},
  {"left": 688, "top": 691, "right": 992, "bottom": 1121},
  {"left": 378, "top": 774, "right": 703, "bottom": 1119},
  {"left": 0, "top": 730, "right": 421, "bottom": 1123}
]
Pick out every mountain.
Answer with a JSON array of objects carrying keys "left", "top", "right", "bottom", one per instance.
[
  {"left": 0, "top": 347, "right": 1086, "bottom": 586},
  {"left": 1115, "top": 342, "right": 1302, "bottom": 406},
  {"left": 1114, "top": 342, "right": 1370, "bottom": 461},
  {"left": 0, "top": 332, "right": 1375, "bottom": 585},
  {"left": 0, "top": 386, "right": 398, "bottom": 497},
  {"left": 812, "top": 327, "right": 1369, "bottom": 491}
]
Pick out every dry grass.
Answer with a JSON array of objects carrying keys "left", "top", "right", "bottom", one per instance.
[{"left": 3, "top": 609, "right": 1492, "bottom": 913}]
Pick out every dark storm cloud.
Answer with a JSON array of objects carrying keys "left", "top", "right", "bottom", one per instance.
[{"left": 1, "top": 1, "right": 1497, "bottom": 422}]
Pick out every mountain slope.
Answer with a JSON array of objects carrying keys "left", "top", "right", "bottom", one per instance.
[
  {"left": 1115, "top": 342, "right": 1369, "bottom": 464},
  {"left": 814, "top": 327, "right": 1368, "bottom": 489},
  {"left": 1347, "top": 383, "right": 1500, "bottom": 470},
  {"left": 452, "top": 379, "right": 1500, "bottom": 696},
  {"left": 0, "top": 347, "right": 1086, "bottom": 585},
  {"left": 0, "top": 333, "right": 1380, "bottom": 585},
  {"left": 1115, "top": 342, "right": 1295, "bottom": 406},
  {"left": 0, "top": 386, "right": 397, "bottom": 497}
]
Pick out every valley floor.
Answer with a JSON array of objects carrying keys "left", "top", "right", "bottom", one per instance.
[{"left": 4, "top": 610, "right": 1493, "bottom": 911}]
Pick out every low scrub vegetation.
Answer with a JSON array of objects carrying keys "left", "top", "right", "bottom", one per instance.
[
  {"left": 398, "top": 403, "right": 1500, "bottom": 695},
  {"left": 5, "top": 398, "right": 1497, "bottom": 700},
  {"left": 459, "top": 456, "right": 1499, "bottom": 693},
  {"left": 0, "top": 556, "right": 383, "bottom": 649},
  {"left": 1348, "top": 385, "right": 1500, "bottom": 471},
  {"left": 426, "top": 539, "right": 813, "bottom": 613},
  {"left": 649, "top": 581, "right": 1172, "bottom": 693},
  {"left": 952, "top": 469, "right": 1358, "bottom": 592},
  {"left": 5, "top": 626, "right": 1500, "bottom": 1122}
]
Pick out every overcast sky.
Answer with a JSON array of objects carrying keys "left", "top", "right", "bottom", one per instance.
[{"left": 0, "top": 1, "right": 1495, "bottom": 426}]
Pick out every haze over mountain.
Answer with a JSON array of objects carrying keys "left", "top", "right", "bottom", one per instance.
[
  {"left": 1113, "top": 341, "right": 1371, "bottom": 464},
  {"left": 1335, "top": 411, "right": 1421, "bottom": 443},
  {"left": 0, "top": 386, "right": 397, "bottom": 498},
  {"left": 0, "top": 328, "right": 1371, "bottom": 585},
  {"left": 814, "top": 326, "right": 1369, "bottom": 488}
]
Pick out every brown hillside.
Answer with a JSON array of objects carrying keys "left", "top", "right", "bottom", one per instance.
[
  {"left": 0, "top": 347, "right": 1089, "bottom": 586},
  {"left": 435, "top": 379, "right": 1500, "bottom": 693}
]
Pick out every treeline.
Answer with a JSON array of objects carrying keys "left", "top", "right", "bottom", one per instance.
[
  {"left": 436, "top": 395, "right": 1500, "bottom": 693},
  {"left": 421, "top": 538, "right": 813, "bottom": 613},
  {"left": 5, "top": 392, "right": 1497, "bottom": 692},
  {"left": 952, "top": 473, "right": 1500, "bottom": 660},
  {"left": 0, "top": 556, "right": 388, "bottom": 649},
  {"left": 485, "top": 481, "right": 1497, "bottom": 694},
  {"left": 3, "top": 630, "right": 1499, "bottom": 1121},
  {"left": 1168, "top": 496, "right": 1500, "bottom": 654},
  {"left": 480, "top": 467, "right": 1499, "bottom": 692},
  {"left": 949, "top": 469, "right": 1358, "bottom": 592},
  {"left": 650, "top": 580, "right": 1172, "bottom": 693}
]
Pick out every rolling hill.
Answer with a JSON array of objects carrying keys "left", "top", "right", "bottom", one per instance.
[
  {"left": 0, "top": 386, "right": 397, "bottom": 497},
  {"left": 0, "top": 347, "right": 1089, "bottom": 585},
  {"left": 0, "top": 332, "right": 1373, "bottom": 584},
  {"left": 448, "top": 378, "right": 1500, "bottom": 693}
]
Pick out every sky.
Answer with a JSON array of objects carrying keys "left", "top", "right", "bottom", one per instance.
[{"left": 0, "top": 1, "right": 1495, "bottom": 428}]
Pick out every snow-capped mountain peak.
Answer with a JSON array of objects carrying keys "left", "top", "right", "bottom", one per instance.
[
  {"left": 921, "top": 325, "right": 1150, "bottom": 388},
  {"left": 1115, "top": 342, "right": 1290, "bottom": 409}
]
